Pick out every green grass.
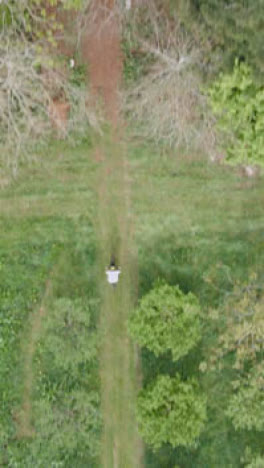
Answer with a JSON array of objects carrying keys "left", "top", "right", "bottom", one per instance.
[
  {"left": 0, "top": 140, "right": 102, "bottom": 466},
  {"left": 0, "top": 134, "right": 143, "bottom": 467},
  {"left": 129, "top": 145, "right": 263, "bottom": 295},
  {"left": 1, "top": 136, "right": 264, "bottom": 466},
  {"left": 94, "top": 133, "right": 143, "bottom": 467}
]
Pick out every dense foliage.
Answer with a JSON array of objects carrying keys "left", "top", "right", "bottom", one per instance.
[
  {"left": 172, "top": 0, "right": 264, "bottom": 77},
  {"left": 226, "top": 366, "right": 264, "bottom": 432},
  {"left": 205, "top": 276, "right": 264, "bottom": 438},
  {"left": 128, "top": 283, "right": 201, "bottom": 361},
  {"left": 128, "top": 281, "right": 206, "bottom": 453},
  {"left": 208, "top": 60, "right": 264, "bottom": 167},
  {"left": 208, "top": 277, "right": 264, "bottom": 370},
  {"left": 136, "top": 374, "right": 207, "bottom": 450}
]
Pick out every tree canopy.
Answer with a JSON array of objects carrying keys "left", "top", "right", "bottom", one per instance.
[
  {"left": 226, "top": 365, "right": 264, "bottom": 432},
  {"left": 208, "top": 60, "right": 264, "bottom": 167},
  {"left": 208, "top": 277, "right": 264, "bottom": 371},
  {"left": 128, "top": 283, "right": 201, "bottom": 361},
  {"left": 136, "top": 374, "right": 207, "bottom": 450},
  {"left": 205, "top": 276, "right": 264, "bottom": 443}
]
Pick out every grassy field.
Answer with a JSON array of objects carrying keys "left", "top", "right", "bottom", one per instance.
[
  {"left": 0, "top": 133, "right": 143, "bottom": 467},
  {"left": 0, "top": 139, "right": 101, "bottom": 466},
  {"left": 127, "top": 145, "right": 263, "bottom": 298},
  {"left": 1, "top": 135, "right": 264, "bottom": 466}
]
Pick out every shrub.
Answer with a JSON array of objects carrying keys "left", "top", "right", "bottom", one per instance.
[
  {"left": 136, "top": 374, "right": 207, "bottom": 450},
  {"left": 208, "top": 60, "right": 264, "bottom": 167},
  {"left": 128, "top": 283, "right": 201, "bottom": 361}
]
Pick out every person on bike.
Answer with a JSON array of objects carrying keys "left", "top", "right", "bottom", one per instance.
[{"left": 106, "top": 257, "right": 121, "bottom": 286}]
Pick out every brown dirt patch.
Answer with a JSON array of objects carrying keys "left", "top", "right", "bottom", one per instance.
[
  {"left": 48, "top": 99, "right": 70, "bottom": 137},
  {"left": 81, "top": 1, "right": 123, "bottom": 126}
]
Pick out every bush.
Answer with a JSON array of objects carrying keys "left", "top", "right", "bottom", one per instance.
[
  {"left": 128, "top": 283, "right": 201, "bottom": 361},
  {"left": 136, "top": 374, "right": 207, "bottom": 450},
  {"left": 208, "top": 60, "right": 264, "bottom": 167},
  {"left": 226, "top": 366, "right": 264, "bottom": 432}
]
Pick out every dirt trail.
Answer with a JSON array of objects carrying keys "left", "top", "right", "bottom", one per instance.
[
  {"left": 82, "top": 1, "right": 122, "bottom": 125},
  {"left": 82, "top": 2, "right": 143, "bottom": 466},
  {"left": 16, "top": 279, "right": 53, "bottom": 439}
]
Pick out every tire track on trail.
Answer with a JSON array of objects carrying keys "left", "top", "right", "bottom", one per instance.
[
  {"left": 16, "top": 277, "right": 53, "bottom": 439},
  {"left": 82, "top": 2, "right": 143, "bottom": 466}
]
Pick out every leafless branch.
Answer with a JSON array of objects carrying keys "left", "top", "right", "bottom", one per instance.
[
  {"left": 122, "top": 1, "right": 217, "bottom": 155},
  {"left": 0, "top": 30, "right": 100, "bottom": 173}
]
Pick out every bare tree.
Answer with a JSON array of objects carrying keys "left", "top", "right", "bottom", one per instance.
[
  {"left": 122, "top": 1, "right": 216, "bottom": 154},
  {"left": 0, "top": 34, "right": 100, "bottom": 173},
  {"left": 0, "top": 1, "right": 101, "bottom": 174}
]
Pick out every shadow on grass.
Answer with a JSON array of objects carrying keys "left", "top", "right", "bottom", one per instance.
[{"left": 138, "top": 228, "right": 264, "bottom": 306}]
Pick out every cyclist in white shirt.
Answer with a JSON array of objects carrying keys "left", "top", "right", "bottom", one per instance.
[{"left": 106, "top": 257, "right": 121, "bottom": 286}]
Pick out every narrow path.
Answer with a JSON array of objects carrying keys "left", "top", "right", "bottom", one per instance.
[
  {"left": 82, "top": 2, "right": 143, "bottom": 466},
  {"left": 16, "top": 278, "right": 53, "bottom": 439}
]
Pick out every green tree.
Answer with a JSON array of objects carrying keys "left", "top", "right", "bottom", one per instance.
[
  {"left": 246, "top": 455, "right": 264, "bottom": 468},
  {"left": 204, "top": 275, "right": 264, "bottom": 445},
  {"left": 242, "top": 447, "right": 264, "bottom": 468},
  {"left": 136, "top": 374, "right": 207, "bottom": 450},
  {"left": 128, "top": 283, "right": 201, "bottom": 361},
  {"left": 208, "top": 60, "right": 264, "bottom": 167},
  {"left": 246, "top": 456, "right": 264, "bottom": 468},
  {"left": 226, "top": 364, "right": 264, "bottom": 432},
  {"left": 208, "top": 276, "right": 264, "bottom": 371}
]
